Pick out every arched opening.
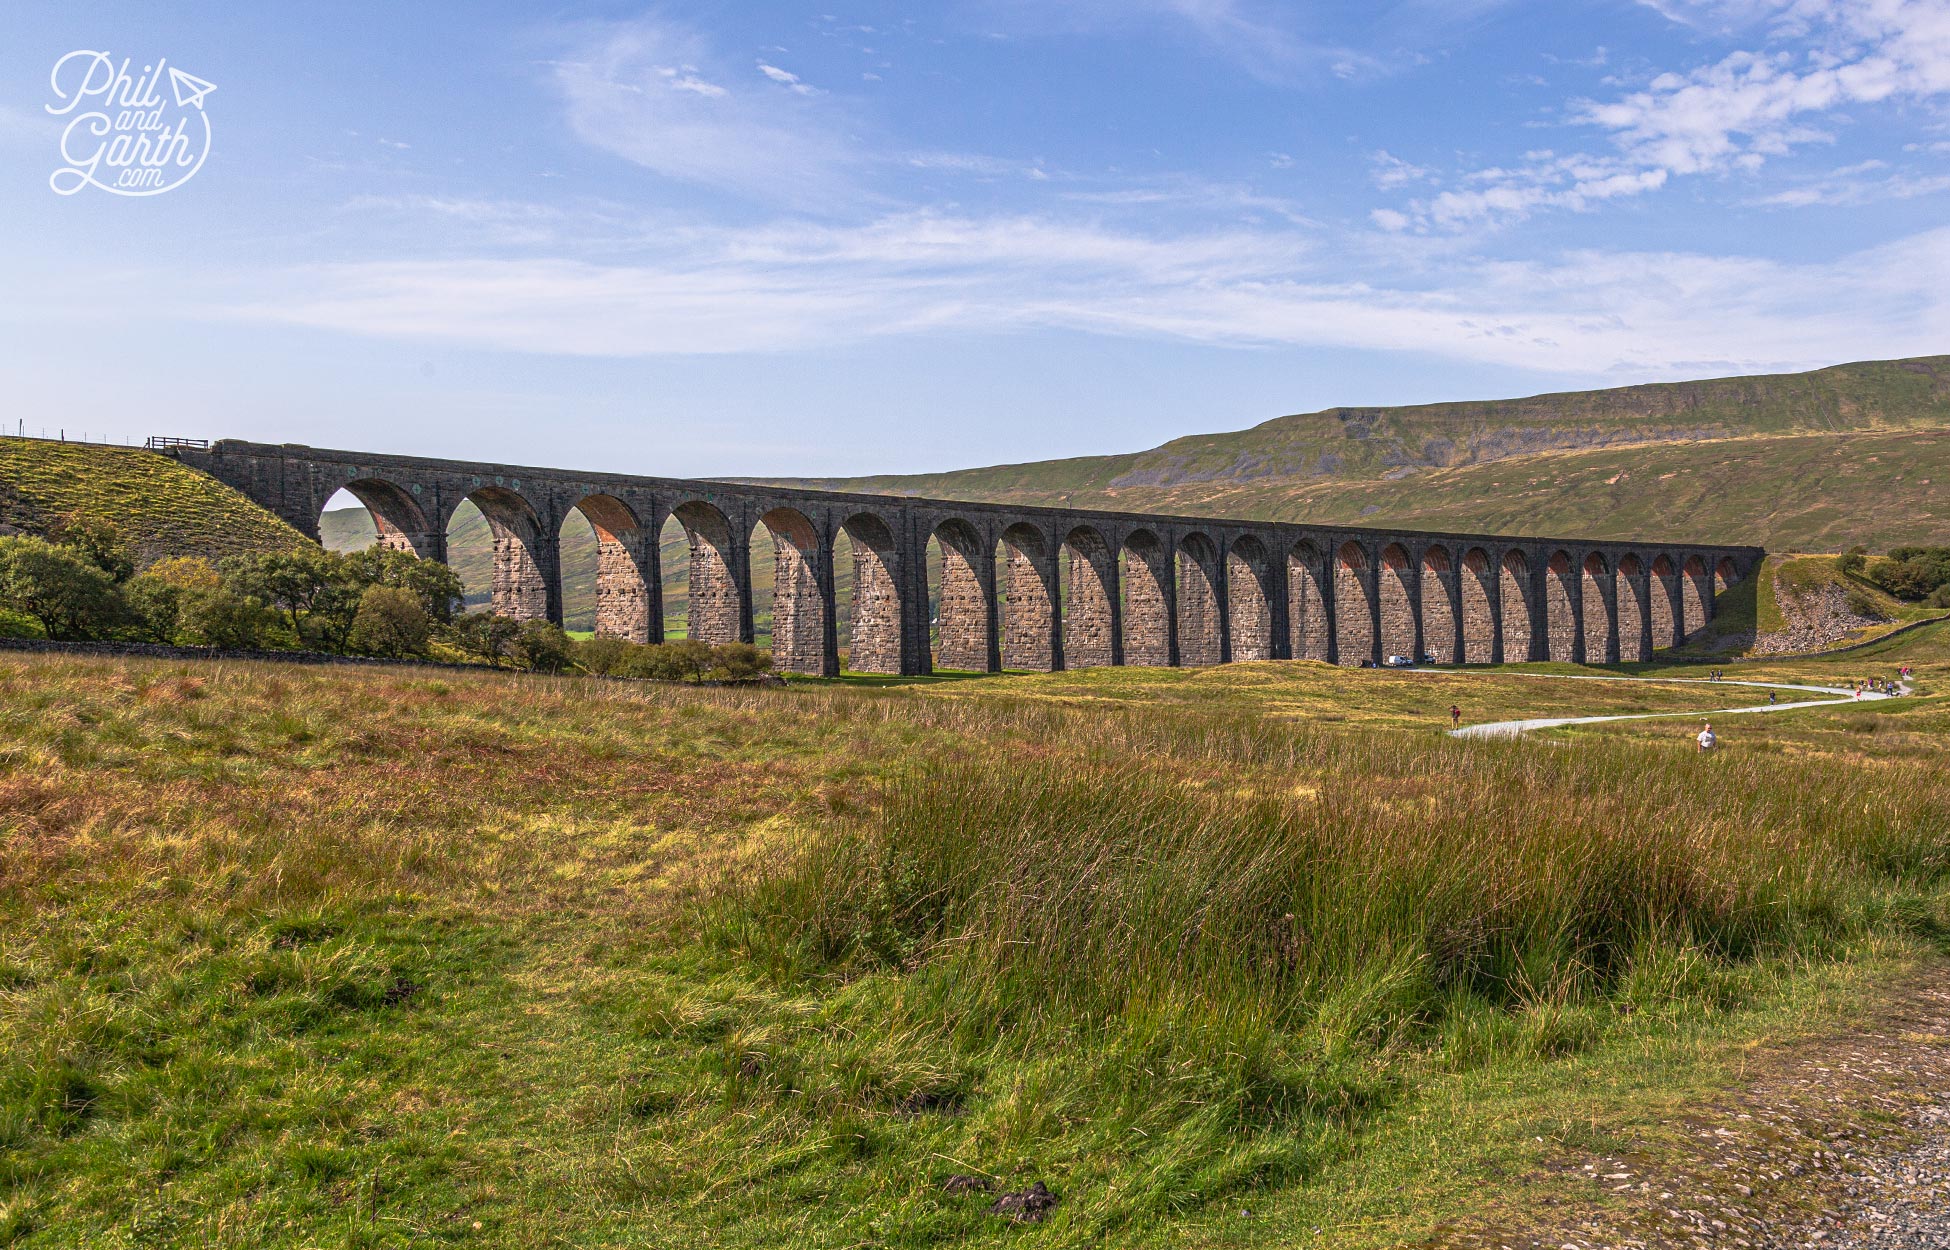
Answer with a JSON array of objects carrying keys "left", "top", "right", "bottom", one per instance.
[
  {"left": 842, "top": 512, "right": 902, "bottom": 673},
  {"left": 663, "top": 501, "right": 741, "bottom": 644},
  {"left": 1681, "top": 554, "right": 1711, "bottom": 639},
  {"left": 560, "top": 494, "right": 649, "bottom": 641},
  {"left": 1121, "top": 529, "right": 1171, "bottom": 667},
  {"left": 757, "top": 507, "right": 826, "bottom": 675},
  {"left": 999, "top": 523, "right": 1057, "bottom": 671},
  {"left": 453, "top": 487, "right": 548, "bottom": 622},
  {"left": 1581, "top": 552, "right": 1613, "bottom": 664},
  {"left": 1335, "top": 542, "right": 1373, "bottom": 667},
  {"left": 1227, "top": 536, "right": 1272, "bottom": 662},
  {"left": 1500, "top": 550, "right": 1532, "bottom": 662},
  {"left": 1420, "top": 546, "right": 1457, "bottom": 663},
  {"left": 930, "top": 519, "right": 990, "bottom": 672},
  {"left": 1616, "top": 554, "right": 1647, "bottom": 662},
  {"left": 1288, "top": 540, "right": 1329, "bottom": 661},
  {"left": 1177, "top": 532, "right": 1223, "bottom": 667},
  {"left": 1715, "top": 557, "right": 1738, "bottom": 595},
  {"left": 1460, "top": 548, "right": 1495, "bottom": 664},
  {"left": 1649, "top": 555, "right": 1679, "bottom": 650},
  {"left": 318, "top": 479, "right": 435, "bottom": 558},
  {"left": 1062, "top": 526, "right": 1117, "bottom": 669},
  {"left": 1544, "top": 551, "right": 1577, "bottom": 662},
  {"left": 1378, "top": 543, "right": 1414, "bottom": 661}
]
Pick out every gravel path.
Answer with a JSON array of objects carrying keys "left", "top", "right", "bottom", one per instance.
[{"left": 1450, "top": 674, "right": 1900, "bottom": 739}]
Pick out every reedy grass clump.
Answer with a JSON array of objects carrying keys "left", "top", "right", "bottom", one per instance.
[{"left": 709, "top": 728, "right": 1950, "bottom": 1233}]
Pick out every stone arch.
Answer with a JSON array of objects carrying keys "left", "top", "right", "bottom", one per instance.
[
  {"left": 1288, "top": 540, "right": 1330, "bottom": 661},
  {"left": 1460, "top": 547, "right": 1496, "bottom": 664},
  {"left": 1715, "top": 557, "right": 1738, "bottom": 595},
  {"left": 1335, "top": 541, "right": 1374, "bottom": 667},
  {"left": 842, "top": 512, "right": 902, "bottom": 673},
  {"left": 1650, "top": 554, "right": 1680, "bottom": 650},
  {"left": 1580, "top": 552, "right": 1614, "bottom": 664},
  {"left": 1177, "top": 532, "right": 1224, "bottom": 666},
  {"left": 455, "top": 486, "right": 549, "bottom": 623},
  {"left": 1616, "top": 554, "right": 1648, "bottom": 663},
  {"left": 1378, "top": 543, "right": 1415, "bottom": 662},
  {"left": 999, "top": 522, "right": 1058, "bottom": 672},
  {"left": 325, "top": 478, "right": 436, "bottom": 557},
  {"left": 1121, "top": 529, "right": 1172, "bottom": 667},
  {"left": 1500, "top": 550, "right": 1533, "bottom": 662},
  {"left": 1544, "top": 550, "right": 1578, "bottom": 662},
  {"left": 757, "top": 507, "right": 827, "bottom": 675},
  {"left": 1062, "top": 525, "right": 1117, "bottom": 669},
  {"left": 563, "top": 494, "right": 650, "bottom": 643},
  {"left": 1227, "top": 535, "right": 1272, "bottom": 662},
  {"left": 931, "top": 518, "right": 990, "bottom": 672},
  {"left": 1681, "top": 554, "right": 1711, "bottom": 639},
  {"left": 667, "top": 500, "right": 741, "bottom": 645},
  {"left": 1420, "top": 545, "right": 1458, "bottom": 663}
]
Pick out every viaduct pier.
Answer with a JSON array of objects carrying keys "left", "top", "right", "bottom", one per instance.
[{"left": 167, "top": 440, "right": 1762, "bottom": 678}]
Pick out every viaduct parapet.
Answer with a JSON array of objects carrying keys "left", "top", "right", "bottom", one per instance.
[{"left": 167, "top": 440, "right": 1763, "bottom": 678}]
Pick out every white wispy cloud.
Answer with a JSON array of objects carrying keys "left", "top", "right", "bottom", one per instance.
[
  {"left": 1386, "top": 0, "right": 1950, "bottom": 229},
  {"left": 984, "top": 0, "right": 1382, "bottom": 83},
  {"left": 550, "top": 17, "right": 862, "bottom": 203},
  {"left": 194, "top": 207, "right": 1950, "bottom": 380}
]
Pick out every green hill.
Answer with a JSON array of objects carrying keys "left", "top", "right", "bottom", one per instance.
[
  {"left": 0, "top": 438, "right": 308, "bottom": 566},
  {"left": 779, "top": 355, "right": 1950, "bottom": 550}
]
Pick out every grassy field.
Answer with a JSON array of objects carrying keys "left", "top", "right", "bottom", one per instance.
[
  {"left": 4, "top": 625, "right": 1949, "bottom": 1247},
  {"left": 0, "top": 440, "right": 307, "bottom": 567}
]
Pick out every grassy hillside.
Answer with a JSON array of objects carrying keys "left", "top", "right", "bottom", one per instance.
[
  {"left": 5, "top": 638, "right": 1950, "bottom": 1245},
  {"left": 0, "top": 439, "right": 308, "bottom": 566},
  {"left": 781, "top": 357, "right": 1950, "bottom": 550}
]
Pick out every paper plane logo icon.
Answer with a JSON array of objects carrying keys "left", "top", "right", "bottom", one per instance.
[{"left": 168, "top": 67, "right": 216, "bottom": 110}]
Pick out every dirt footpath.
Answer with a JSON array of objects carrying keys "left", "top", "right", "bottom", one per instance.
[{"left": 1443, "top": 971, "right": 1950, "bottom": 1249}]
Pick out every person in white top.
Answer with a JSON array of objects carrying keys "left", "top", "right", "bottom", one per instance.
[{"left": 1697, "top": 722, "right": 1716, "bottom": 751}]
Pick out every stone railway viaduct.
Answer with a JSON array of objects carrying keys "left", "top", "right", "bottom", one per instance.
[{"left": 170, "top": 441, "right": 1763, "bottom": 678}]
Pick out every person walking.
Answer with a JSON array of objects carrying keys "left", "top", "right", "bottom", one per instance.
[
  {"left": 1768, "top": 690, "right": 1777, "bottom": 705},
  {"left": 1697, "top": 722, "right": 1716, "bottom": 751},
  {"left": 1449, "top": 704, "right": 1461, "bottom": 728}
]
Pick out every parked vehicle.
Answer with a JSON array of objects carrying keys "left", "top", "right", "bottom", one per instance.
[{"left": 1384, "top": 654, "right": 1414, "bottom": 667}]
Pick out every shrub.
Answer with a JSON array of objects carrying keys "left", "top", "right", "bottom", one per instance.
[
  {"left": 709, "top": 642, "right": 773, "bottom": 681},
  {"left": 0, "top": 536, "right": 128, "bottom": 640},
  {"left": 1846, "top": 586, "right": 1886, "bottom": 619},
  {"left": 346, "top": 547, "right": 465, "bottom": 624},
  {"left": 512, "top": 621, "right": 574, "bottom": 673},
  {"left": 1929, "top": 584, "right": 1950, "bottom": 609},
  {"left": 446, "top": 612, "right": 522, "bottom": 665},
  {"left": 221, "top": 548, "right": 362, "bottom": 650},
  {"left": 46, "top": 513, "right": 135, "bottom": 583},
  {"left": 574, "top": 635, "right": 636, "bottom": 676},
  {"left": 622, "top": 638, "right": 713, "bottom": 682},
  {"left": 347, "top": 586, "right": 431, "bottom": 658},
  {"left": 177, "top": 588, "right": 274, "bottom": 650},
  {"left": 1837, "top": 546, "right": 1867, "bottom": 577}
]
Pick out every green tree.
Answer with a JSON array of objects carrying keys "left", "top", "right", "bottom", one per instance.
[
  {"left": 47, "top": 513, "right": 135, "bottom": 583},
  {"left": 447, "top": 612, "right": 523, "bottom": 665},
  {"left": 347, "top": 585, "right": 431, "bottom": 658},
  {"left": 622, "top": 639, "right": 713, "bottom": 682},
  {"left": 178, "top": 588, "right": 274, "bottom": 650},
  {"left": 709, "top": 642, "right": 774, "bottom": 681},
  {"left": 221, "top": 548, "right": 364, "bottom": 651},
  {"left": 575, "top": 635, "right": 635, "bottom": 676},
  {"left": 512, "top": 620, "right": 574, "bottom": 673},
  {"left": 1837, "top": 546, "right": 1868, "bottom": 577},
  {"left": 347, "top": 547, "right": 465, "bottom": 623},
  {"left": 0, "top": 536, "right": 128, "bottom": 640}
]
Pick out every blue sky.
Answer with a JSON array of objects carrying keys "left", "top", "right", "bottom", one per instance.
[{"left": 5, "top": 1, "right": 1950, "bottom": 477}]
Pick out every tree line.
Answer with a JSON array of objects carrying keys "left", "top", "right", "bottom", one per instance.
[{"left": 0, "top": 519, "right": 772, "bottom": 681}]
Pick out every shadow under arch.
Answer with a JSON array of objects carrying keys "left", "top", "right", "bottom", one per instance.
[
  {"left": 842, "top": 511, "right": 902, "bottom": 673},
  {"left": 1062, "top": 524, "right": 1116, "bottom": 669},
  {"left": 930, "top": 517, "right": 991, "bottom": 672},
  {"left": 1227, "top": 535, "right": 1272, "bottom": 662},
  {"left": 1177, "top": 532, "right": 1223, "bottom": 667},
  {"left": 757, "top": 506, "right": 828, "bottom": 675},
  {"left": 1121, "top": 529, "right": 1171, "bottom": 667},
  {"left": 1288, "top": 539, "right": 1330, "bottom": 661}
]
